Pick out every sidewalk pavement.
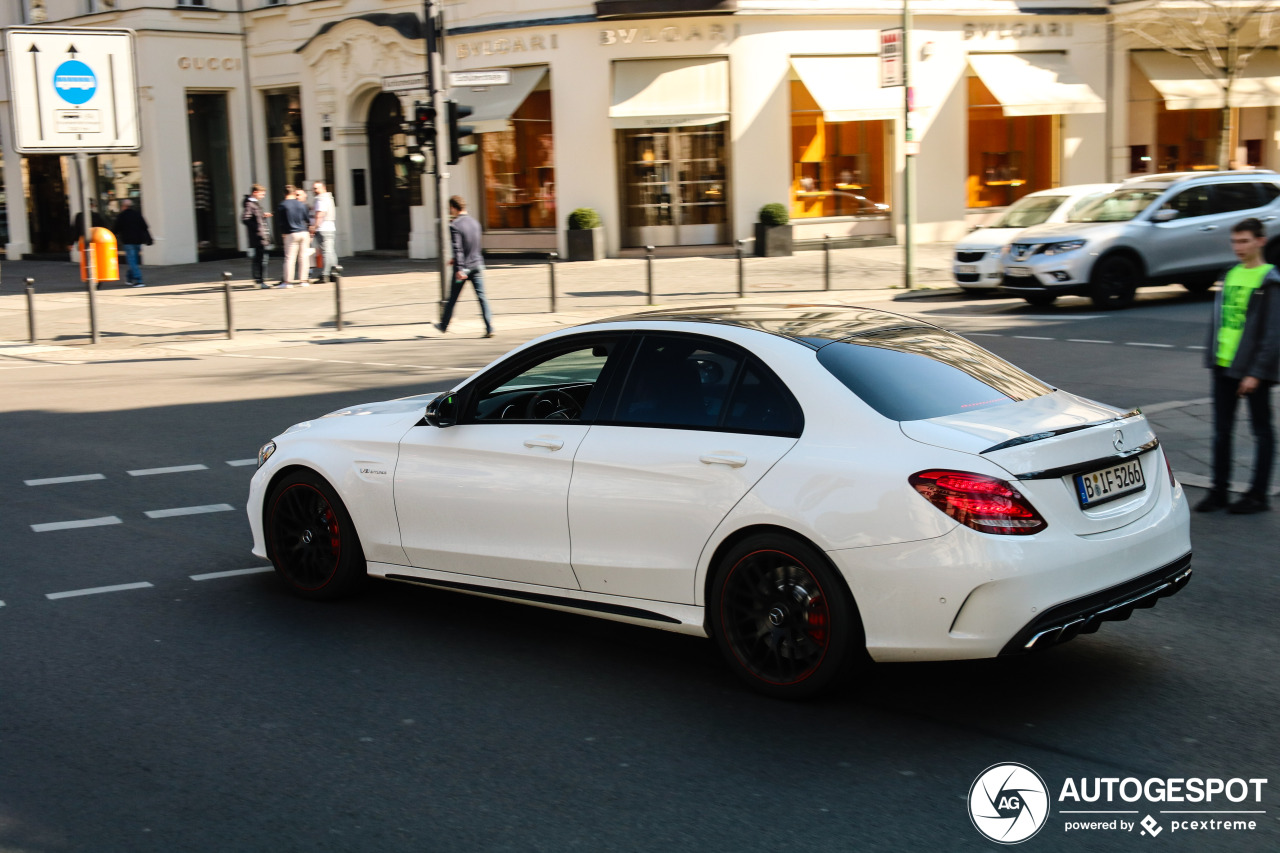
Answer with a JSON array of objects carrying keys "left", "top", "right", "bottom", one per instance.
[{"left": 0, "top": 240, "right": 1274, "bottom": 500}]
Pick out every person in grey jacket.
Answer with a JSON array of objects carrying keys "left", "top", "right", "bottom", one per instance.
[
  {"left": 435, "top": 195, "right": 493, "bottom": 337},
  {"left": 1197, "top": 217, "right": 1280, "bottom": 514}
]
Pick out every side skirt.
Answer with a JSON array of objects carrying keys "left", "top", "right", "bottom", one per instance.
[{"left": 368, "top": 562, "right": 709, "bottom": 638}]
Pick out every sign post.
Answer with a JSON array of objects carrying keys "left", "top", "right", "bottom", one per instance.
[
  {"left": 880, "top": 17, "right": 914, "bottom": 291},
  {"left": 5, "top": 27, "right": 141, "bottom": 342}
]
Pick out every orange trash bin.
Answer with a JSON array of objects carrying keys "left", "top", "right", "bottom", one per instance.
[{"left": 79, "top": 227, "right": 120, "bottom": 283}]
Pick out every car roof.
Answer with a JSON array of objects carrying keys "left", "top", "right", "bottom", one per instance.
[
  {"left": 1120, "top": 169, "right": 1279, "bottom": 190},
  {"left": 1025, "top": 183, "right": 1117, "bottom": 199},
  {"left": 583, "top": 304, "right": 938, "bottom": 349}
]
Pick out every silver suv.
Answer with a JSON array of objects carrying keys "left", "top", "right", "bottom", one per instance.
[{"left": 998, "top": 171, "right": 1280, "bottom": 308}]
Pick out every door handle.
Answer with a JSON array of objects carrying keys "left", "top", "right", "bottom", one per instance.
[
  {"left": 700, "top": 453, "right": 747, "bottom": 468},
  {"left": 1262, "top": 216, "right": 1277, "bottom": 222},
  {"left": 1199, "top": 225, "right": 1218, "bottom": 231},
  {"left": 523, "top": 437, "right": 564, "bottom": 451}
]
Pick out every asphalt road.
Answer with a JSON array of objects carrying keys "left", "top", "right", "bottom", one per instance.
[{"left": 1, "top": 287, "right": 1276, "bottom": 852}]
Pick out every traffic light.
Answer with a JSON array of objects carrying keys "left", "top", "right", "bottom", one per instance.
[
  {"left": 447, "top": 99, "right": 478, "bottom": 165},
  {"left": 412, "top": 100, "right": 436, "bottom": 147}
]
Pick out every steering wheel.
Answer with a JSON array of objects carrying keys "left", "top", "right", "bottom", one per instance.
[{"left": 525, "top": 389, "right": 582, "bottom": 420}]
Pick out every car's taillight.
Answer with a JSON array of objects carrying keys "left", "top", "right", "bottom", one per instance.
[
  {"left": 909, "top": 470, "right": 1047, "bottom": 536},
  {"left": 1163, "top": 449, "right": 1178, "bottom": 488}
]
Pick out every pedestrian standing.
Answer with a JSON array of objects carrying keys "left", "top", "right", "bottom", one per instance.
[
  {"left": 311, "top": 180, "right": 337, "bottom": 283},
  {"left": 435, "top": 195, "right": 494, "bottom": 337},
  {"left": 241, "top": 184, "right": 272, "bottom": 289},
  {"left": 295, "top": 187, "right": 314, "bottom": 287},
  {"left": 276, "top": 185, "right": 310, "bottom": 288},
  {"left": 113, "top": 199, "right": 153, "bottom": 288},
  {"left": 1196, "top": 216, "right": 1280, "bottom": 514}
]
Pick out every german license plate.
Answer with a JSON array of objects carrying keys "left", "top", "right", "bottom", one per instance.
[
  {"left": 1006, "top": 266, "right": 1032, "bottom": 277},
  {"left": 957, "top": 264, "right": 978, "bottom": 274},
  {"left": 1075, "top": 459, "right": 1146, "bottom": 508}
]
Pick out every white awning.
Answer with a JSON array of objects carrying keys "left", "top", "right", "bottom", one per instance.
[
  {"left": 609, "top": 58, "right": 728, "bottom": 129},
  {"left": 790, "top": 56, "right": 902, "bottom": 122},
  {"left": 451, "top": 66, "right": 547, "bottom": 134},
  {"left": 1132, "top": 50, "right": 1280, "bottom": 110},
  {"left": 968, "top": 52, "right": 1105, "bottom": 116}
]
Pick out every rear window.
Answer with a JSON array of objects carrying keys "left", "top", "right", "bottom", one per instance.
[{"left": 816, "top": 328, "right": 1052, "bottom": 421}]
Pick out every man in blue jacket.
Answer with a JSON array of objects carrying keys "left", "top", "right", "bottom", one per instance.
[
  {"left": 435, "top": 195, "right": 493, "bottom": 338},
  {"left": 1197, "top": 217, "right": 1280, "bottom": 514}
]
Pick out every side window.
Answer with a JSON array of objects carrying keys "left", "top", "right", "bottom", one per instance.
[
  {"left": 1163, "top": 186, "right": 1214, "bottom": 219},
  {"left": 470, "top": 339, "right": 617, "bottom": 422},
  {"left": 1212, "top": 182, "right": 1263, "bottom": 214},
  {"left": 723, "top": 359, "right": 804, "bottom": 436},
  {"left": 1257, "top": 183, "right": 1280, "bottom": 204},
  {"left": 612, "top": 335, "right": 743, "bottom": 429}
]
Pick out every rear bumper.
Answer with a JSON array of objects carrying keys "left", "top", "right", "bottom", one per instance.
[{"left": 1000, "top": 552, "right": 1192, "bottom": 655}]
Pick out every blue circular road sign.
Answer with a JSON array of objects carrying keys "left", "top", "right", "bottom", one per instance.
[{"left": 53, "top": 60, "right": 97, "bottom": 105}]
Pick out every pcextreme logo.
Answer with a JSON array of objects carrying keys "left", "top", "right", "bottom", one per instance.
[{"left": 968, "top": 764, "right": 1270, "bottom": 843}]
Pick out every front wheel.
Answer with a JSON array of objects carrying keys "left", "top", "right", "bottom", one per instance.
[
  {"left": 709, "top": 534, "right": 865, "bottom": 700},
  {"left": 1022, "top": 292, "right": 1058, "bottom": 307},
  {"left": 1089, "top": 255, "right": 1141, "bottom": 309},
  {"left": 265, "top": 470, "right": 367, "bottom": 600}
]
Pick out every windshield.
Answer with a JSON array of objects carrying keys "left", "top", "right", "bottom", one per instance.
[
  {"left": 1068, "top": 189, "right": 1163, "bottom": 223},
  {"left": 991, "top": 195, "right": 1067, "bottom": 228}
]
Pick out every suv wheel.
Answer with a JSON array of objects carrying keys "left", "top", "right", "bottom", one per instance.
[
  {"left": 1022, "top": 292, "right": 1057, "bottom": 307},
  {"left": 1089, "top": 255, "right": 1140, "bottom": 309}
]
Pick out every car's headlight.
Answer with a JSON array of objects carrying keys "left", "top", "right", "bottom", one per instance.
[
  {"left": 1041, "top": 240, "right": 1085, "bottom": 256},
  {"left": 258, "top": 441, "right": 277, "bottom": 468}
]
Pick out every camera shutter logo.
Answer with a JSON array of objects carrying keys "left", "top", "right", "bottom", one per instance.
[{"left": 969, "top": 763, "right": 1050, "bottom": 844}]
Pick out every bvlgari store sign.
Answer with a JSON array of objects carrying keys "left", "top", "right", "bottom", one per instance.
[
  {"left": 963, "top": 20, "right": 1075, "bottom": 40},
  {"left": 599, "top": 23, "right": 729, "bottom": 45}
]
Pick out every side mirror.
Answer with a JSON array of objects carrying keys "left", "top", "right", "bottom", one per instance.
[
  {"left": 424, "top": 393, "right": 459, "bottom": 428},
  {"left": 1152, "top": 208, "right": 1179, "bottom": 222}
]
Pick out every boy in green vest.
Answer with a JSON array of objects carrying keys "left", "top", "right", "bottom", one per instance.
[{"left": 1196, "top": 217, "right": 1280, "bottom": 514}]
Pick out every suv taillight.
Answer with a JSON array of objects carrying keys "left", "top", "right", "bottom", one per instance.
[{"left": 909, "top": 470, "right": 1047, "bottom": 536}]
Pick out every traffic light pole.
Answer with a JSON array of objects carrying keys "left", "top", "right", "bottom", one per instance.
[{"left": 425, "top": 0, "right": 451, "bottom": 315}]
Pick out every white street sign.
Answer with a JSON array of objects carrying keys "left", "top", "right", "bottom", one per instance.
[
  {"left": 382, "top": 73, "right": 428, "bottom": 93},
  {"left": 449, "top": 69, "right": 511, "bottom": 88},
  {"left": 4, "top": 27, "right": 140, "bottom": 153},
  {"left": 880, "top": 27, "right": 904, "bottom": 88}
]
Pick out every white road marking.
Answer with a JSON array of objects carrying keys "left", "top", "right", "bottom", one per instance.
[
  {"left": 1068, "top": 339, "right": 1113, "bottom": 344},
  {"left": 191, "top": 567, "right": 274, "bottom": 581},
  {"left": 965, "top": 332, "right": 1002, "bottom": 337},
  {"left": 47, "top": 582, "right": 154, "bottom": 600},
  {"left": 145, "top": 503, "right": 235, "bottom": 519},
  {"left": 25, "top": 473, "right": 105, "bottom": 486},
  {"left": 1126, "top": 342, "right": 1174, "bottom": 349},
  {"left": 1187, "top": 345, "right": 1207, "bottom": 350},
  {"left": 226, "top": 459, "right": 257, "bottom": 467},
  {"left": 128, "top": 464, "right": 209, "bottom": 476},
  {"left": 31, "top": 516, "right": 122, "bottom": 532},
  {"left": 1013, "top": 335, "right": 1055, "bottom": 340}
]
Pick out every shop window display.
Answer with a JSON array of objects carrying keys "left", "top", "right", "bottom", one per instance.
[
  {"left": 480, "top": 90, "right": 555, "bottom": 230},
  {"left": 789, "top": 81, "right": 889, "bottom": 219},
  {"left": 966, "top": 76, "right": 1055, "bottom": 208},
  {"left": 1154, "top": 106, "right": 1221, "bottom": 172}
]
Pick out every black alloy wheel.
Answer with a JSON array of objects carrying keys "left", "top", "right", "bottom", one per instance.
[
  {"left": 710, "top": 534, "right": 864, "bottom": 699},
  {"left": 266, "top": 470, "right": 366, "bottom": 600},
  {"left": 1089, "top": 255, "right": 1141, "bottom": 309}
]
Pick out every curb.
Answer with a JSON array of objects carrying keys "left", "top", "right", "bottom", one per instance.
[{"left": 891, "top": 287, "right": 965, "bottom": 301}]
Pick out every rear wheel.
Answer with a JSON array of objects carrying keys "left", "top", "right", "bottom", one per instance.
[
  {"left": 1089, "top": 255, "right": 1140, "bottom": 309},
  {"left": 1022, "top": 292, "right": 1058, "bottom": 307},
  {"left": 710, "top": 534, "right": 865, "bottom": 699},
  {"left": 1180, "top": 276, "right": 1215, "bottom": 296},
  {"left": 266, "top": 470, "right": 366, "bottom": 600}
]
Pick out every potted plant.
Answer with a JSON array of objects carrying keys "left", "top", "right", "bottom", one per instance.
[
  {"left": 754, "top": 203, "right": 793, "bottom": 257},
  {"left": 566, "top": 208, "right": 605, "bottom": 261}
]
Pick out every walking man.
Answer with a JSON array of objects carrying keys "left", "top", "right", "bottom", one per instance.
[
  {"left": 1196, "top": 217, "right": 1280, "bottom": 514},
  {"left": 311, "top": 180, "right": 337, "bottom": 283},
  {"left": 276, "top": 185, "right": 310, "bottom": 287},
  {"left": 436, "top": 195, "right": 493, "bottom": 337},
  {"left": 114, "top": 199, "right": 153, "bottom": 288},
  {"left": 241, "top": 184, "right": 272, "bottom": 288}
]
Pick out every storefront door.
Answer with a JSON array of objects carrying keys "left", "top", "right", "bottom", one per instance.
[
  {"left": 24, "top": 154, "right": 68, "bottom": 257},
  {"left": 620, "top": 123, "right": 728, "bottom": 247},
  {"left": 187, "top": 93, "right": 238, "bottom": 260},
  {"left": 367, "top": 92, "right": 410, "bottom": 251}
]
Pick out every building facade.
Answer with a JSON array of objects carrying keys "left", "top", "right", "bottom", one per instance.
[{"left": 0, "top": 0, "right": 1273, "bottom": 265}]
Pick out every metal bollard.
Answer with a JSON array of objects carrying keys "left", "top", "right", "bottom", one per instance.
[
  {"left": 222, "top": 272, "right": 234, "bottom": 340},
  {"left": 547, "top": 252, "right": 558, "bottom": 314},
  {"left": 332, "top": 265, "right": 344, "bottom": 332},
  {"left": 823, "top": 234, "right": 831, "bottom": 291},
  {"left": 25, "top": 278, "right": 36, "bottom": 344},
  {"left": 736, "top": 239, "right": 746, "bottom": 298},
  {"left": 646, "top": 245, "right": 655, "bottom": 305}
]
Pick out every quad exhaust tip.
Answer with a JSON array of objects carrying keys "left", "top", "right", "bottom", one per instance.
[{"left": 1022, "top": 567, "right": 1192, "bottom": 652}]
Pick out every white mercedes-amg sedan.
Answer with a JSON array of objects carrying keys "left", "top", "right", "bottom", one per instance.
[{"left": 247, "top": 305, "right": 1192, "bottom": 699}]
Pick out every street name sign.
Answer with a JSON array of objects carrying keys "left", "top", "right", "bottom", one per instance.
[
  {"left": 4, "top": 27, "right": 140, "bottom": 152},
  {"left": 382, "top": 73, "right": 428, "bottom": 92},
  {"left": 449, "top": 69, "right": 511, "bottom": 88}
]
